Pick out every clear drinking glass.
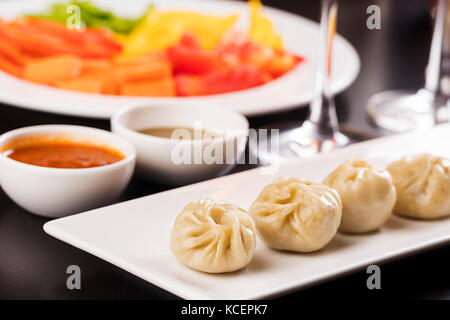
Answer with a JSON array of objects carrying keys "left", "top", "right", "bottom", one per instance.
[
  {"left": 252, "top": 0, "right": 351, "bottom": 163},
  {"left": 366, "top": 0, "right": 448, "bottom": 132}
]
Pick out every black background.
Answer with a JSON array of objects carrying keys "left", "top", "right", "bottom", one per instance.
[{"left": 1, "top": 0, "right": 449, "bottom": 300}]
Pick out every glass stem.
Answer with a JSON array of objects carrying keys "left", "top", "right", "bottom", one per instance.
[
  {"left": 307, "top": 0, "right": 340, "bottom": 137},
  {"left": 424, "top": 0, "right": 447, "bottom": 95}
]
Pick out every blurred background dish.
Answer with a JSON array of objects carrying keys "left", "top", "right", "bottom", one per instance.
[{"left": 0, "top": 0, "right": 360, "bottom": 118}]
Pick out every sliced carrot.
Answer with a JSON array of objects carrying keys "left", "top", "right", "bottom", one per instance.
[
  {"left": 0, "top": 22, "right": 77, "bottom": 57},
  {"left": 100, "top": 77, "right": 119, "bottom": 95},
  {"left": 0, "top": 38, "right": 30, "bottom": 65},
  {"left": 77, "top": 68, "right": 119, "bottom": 94},
  {"left": 119, "top": 76, "right": 176, "bottom": 97},
  {"left": 113, "top": 52, "right": 167, "bottom": 66},
  {"left": 101, "top": 78, "right": 119, "bottom": 95},
  {"left": 83, "top": 28, "right": 122, "bottom": 53},
  {"left": 56, "top": 77, "right": 104, "bottom": 94},
  {"left": 81, "top": 56, "right": 172, "bottom": 93},
  {"left": 11, "top": 18, "right": 86, "bottom": 45},
  {"left": 24, "top": 55, "right": 82, "bottom": 84},
  {"left": 0, "top": 20, "right": 114, "bottom": 59},
  {"left": 81, "top": 59, "right": 113, "bottom": 72},
  {"left": 0, "top": 53, "right": 23, "bottom": 77},
  {"left": 114, "top": 60, "right": 172, "bottom": 83},
  {"left": 18, "top": 18, "right": 122, "bottom": 53}
]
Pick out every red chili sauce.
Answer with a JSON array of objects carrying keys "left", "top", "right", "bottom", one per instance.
[{"left": 3, "top": 139, "right": 124, "bottom": 169}]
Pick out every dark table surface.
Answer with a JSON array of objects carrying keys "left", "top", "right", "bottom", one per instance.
[{"left": 1, "top": 0, "right": 449, "bottom": 300}]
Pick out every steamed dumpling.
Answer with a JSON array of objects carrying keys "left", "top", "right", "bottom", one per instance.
[
  {"left": 387, "top": 153, "right": 450, "bottom": 219},
  {"left": 170, "top": 199, "right": 256, "bottom": 273},
  {"left": 249, "top": 177, "right": 342, "bottom": 252},
  {"left": 323, "top": 159, "right": 396, "bottom": 233}
]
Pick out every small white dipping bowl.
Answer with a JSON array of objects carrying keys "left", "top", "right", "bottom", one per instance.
[
  {"left": 0, "top": 125, "right": 136, "bottom": 218},
  {"left": 111, "top": 104, "right": 249, "bottom": 186}
]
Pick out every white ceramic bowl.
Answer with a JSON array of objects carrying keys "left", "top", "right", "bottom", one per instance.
[
  {"left": 0, "top": 125, "right": 136, "bottom": 218},
  {"left": 111, "top": 104, "right": 249, "bottom": 186}
]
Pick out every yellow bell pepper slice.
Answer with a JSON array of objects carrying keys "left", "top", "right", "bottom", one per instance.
[
  {"left": 121, "top": 8, "right": 238, "bottom": 57},
  {"left": 249, "top": 0, "right": 283, "bottom": 51},
  {"left": 158, "top": 11, "right": 238, "bottom": 50}
]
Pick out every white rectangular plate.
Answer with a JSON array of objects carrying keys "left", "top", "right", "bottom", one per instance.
[{"left": 44, "top": 124, "right": 450, "bottom": 300}]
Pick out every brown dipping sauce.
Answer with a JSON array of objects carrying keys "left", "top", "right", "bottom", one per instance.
[
  {"left": 4, "top": 141, "right": 125, "bottom": 169},
  {"left": 139, "top": 127, "right": 220, "bottom": 139}
]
